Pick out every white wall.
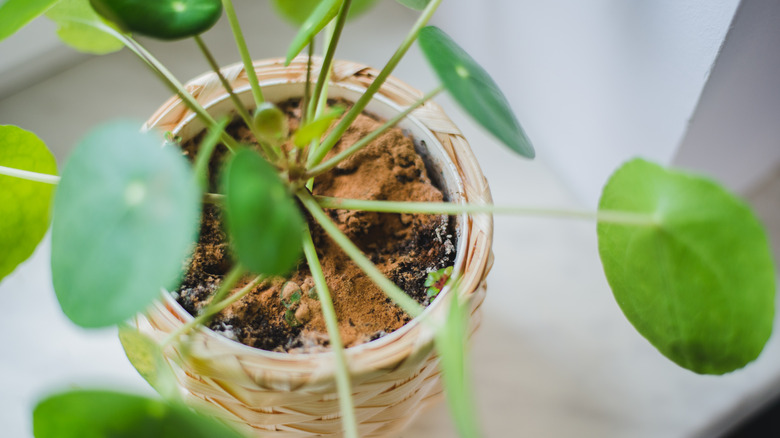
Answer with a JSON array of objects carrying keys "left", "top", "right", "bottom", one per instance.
[
  {"left": 434, "top": 0, "right": 744, "bottom": 206},
  {"left": 675, "top": 0, "right": 780, "bottom": 193}
]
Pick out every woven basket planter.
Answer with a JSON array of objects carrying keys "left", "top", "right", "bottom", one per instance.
[{"left": 130, "top": 57, "right": 493, "bottom": 437}]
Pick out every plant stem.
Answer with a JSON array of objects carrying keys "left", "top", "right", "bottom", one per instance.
[
  {"left": 116, "top": 33, "right": 239, "bottom": 153},
  {"left": 194, "top": 36, "right": 253, "bottom": 127},
  {"left": 301, "top": 227, "right": 359, "bottom": 438},
  {"left": 161, "top": 265, "right": 249, "bottom": 347},
  {"left": 299, "top": 191, "right": 424, "bottom": 317},
  {"left": 306, "top": 86, "right": 443, "bottom": 177},
  {"left": 308, "top": 0, "right": 443, "bottom": 167},
  {"left": 222, "top": 0, "right": 265, "bottom": 107},
  {"left": 302, "top": 41, "right": 315, "bottom": 126},
  {"left": 315, "top": 21, "right": 337, "bottom": 119},
  {"left": 203, "top": 192, "right": 224, "bottom": 205},
  {"left": 194, "top": 34, "right": 277, "bottom": 162},
  {"left": 63, "top": 21, "right": 239, "bottom": 152},
  {"left": 307, "top": 0, "right": 352, "bottom": 123},
  {"left": 0, "top": 166, "right": 60, "bottom": 184},
  {"left": 313, "top": 196, "right": 659, "bottom": 226},
  {"left": 193, "top": 118, "right": 228, "bottom": 191}
]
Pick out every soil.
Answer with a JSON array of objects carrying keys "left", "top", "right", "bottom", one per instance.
[{"left": 174, "top": 99, "right": 457, "bottom": 353}]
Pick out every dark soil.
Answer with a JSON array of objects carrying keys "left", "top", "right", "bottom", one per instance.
[{"left": 174, "top": 99, "right": 457, "bottom": 353}]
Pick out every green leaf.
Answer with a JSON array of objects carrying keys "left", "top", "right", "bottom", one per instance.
[
  {"left": 51, "top": 120, "right": 201, "bottom": 328},
  {"left": 435, "top": 290, "right": 480, "bottom": 438},
  {"left": 598, "top": 158, "right": 776, "bottom": 375},
  {"left": 45, "top": 0, "right": 125, "bottom": 54},
  {"left": 284, "top": 0, "right": 342, "bottom": 65},
  {"left": 395, "top": 0, "right": 430, "bottom": 10},
  {"left": 221, "top": 149, "right": 304, "bottom": 276},
  {"left": 118, "top": 325, "right": 179, "bottom": 400},
  {"left": 253, "top": 102, "right": 288, "bottom": 144},
  {"left": 418, "top": 26, "right": 534, "bottom": 158},
  {"left": 292, "top": 106, "right": 344, "bottom": 148},
  {"left": 0, "top": 126, "right": 57, "bottom": 283},
  {"left": 0, "top": 0, "right": 59, "bottom": 41},
  {"left": 33, "top": 389, "right": 245, "bottom": 438},
  {"left": 272, "top": 0, "right": 378, "bottom": 25},
  {"left": 89, "top": 0, "right": 222, "bottom": 41}
]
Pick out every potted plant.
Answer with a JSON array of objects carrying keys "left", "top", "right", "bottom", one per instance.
[{"left": 0, "top": 0, "right": 775, "bottom": 437}]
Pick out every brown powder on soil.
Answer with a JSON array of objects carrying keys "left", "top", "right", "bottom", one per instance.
[{"left": 175, "top": 99, "right": 456, "bottom": 353}]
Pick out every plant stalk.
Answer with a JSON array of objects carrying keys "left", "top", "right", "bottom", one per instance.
[
  {"left": 221, "top": 0, "right": 265, "bottom": 106},
  {"left": 308, "top": 0, "right": 443, "bottom": 167},
  {"left": 315, "top": 21, "right": 337, "bottom": 119},
  {"left": 306, "top": 86, "right": 443, "bottom": 177},
  {"left": 193, "top": 35, "right": 279, "bottom": 160},
  {"left": 307, "top": 0, "right": 352, "bottom": 123},
  {"left": 314, "top": 196, "right": 659, "bottom": 226},
  {"left": 193, "top": 118, "right": 228, "bottom": 191},
  {"left": 0, "top": 166, "right": 60, "bottom": 184},
  {"left": 299, "top": 191, "right": 424, "bottom": 317},
  {"left": 302, "top": 41, "right": 315, "bottom": 126},
  {"left": 302, "top": 227, "right": 359, "bottom": 438},
  {"left": 193, "top": 36, "right": 253, "bottom": 129},
  {"left": 117, "top": 34, "right": 240, "bottom": 153},
  {"left": 161, "top": 265, "right": 250, "bottom": 347},
  {"left": 64, "top": 21, "right": 239, "bottom": 152}
]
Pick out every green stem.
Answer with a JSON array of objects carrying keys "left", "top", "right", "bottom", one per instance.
[
  {"left": 314, "top": 196, "right": 659, "bottom": 226},
  {"left": 308, "top": 0, "right": 442, "bottom": 167},
  {"left": 307, "top": 86, "right": 443, "bottom": 177},
  {"left": 193, "top": 118, "right": 228, "bottom": 191},
  {"left": 299, "top": 191, "right": 424, "bottom": 317},
  {"left": 301, "top": 227, "right": 358, "bottom": 438},
  {"left": 116, "top": 33, "right": 239, "bottom": 153},
  {"left": 161, "top": 265, "right": 251, "bottom": 347},
  {"left": 302, "top": 41, "right": 315, "bottom": 126},
  {"left": 194, "top": 36, "right": 253, "bottom": 127},
  {"left": 315, "top": 21, "right": 336, "bottom": 120},
  {"left": 203, "top": 192, "right": 224, "bottom": 205},
  {"left": 307, "top": 0, "right": 352, "bottom": 123},
  {"left": 61, "top": 20, "right": 239, "bottom": 152},
  {"left": 222, "top": 0, "right": 265, "bottom": 107},
  {"left": 0, "top": 166, "right": 60, "bottom": 184}
]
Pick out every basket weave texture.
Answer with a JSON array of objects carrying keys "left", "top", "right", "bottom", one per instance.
[{"left": 134, "top": 58, "right": 494, "bottom": 437}]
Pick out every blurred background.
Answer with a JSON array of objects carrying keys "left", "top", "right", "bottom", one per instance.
[{"left": 1, "top": 0, "right": 779, "bottom": 436}]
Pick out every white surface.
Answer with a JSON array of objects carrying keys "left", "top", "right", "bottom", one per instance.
[
  {"left": 434, "top": 0, "right": 742, "bottom": 206},
  {"left": 1, "top": 1, "right": 779, "bottom": 437}
]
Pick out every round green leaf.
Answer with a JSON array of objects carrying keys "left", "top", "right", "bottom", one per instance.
[
  {"left": 418, "top": 26, "right": 535, "bottom": 158},
  {"left": 0, "top": 126, "right": 57, "bottom": 282},
  {"left": 272, "top": 0, "right": 379, "bottom": 25},
  {"left": 222, "top": 148, "right": 304, "bottom": 276},
  {"left": 46, "top": 0, "right": 125, "bottom": 54},
  {"left": 253, "top": 102, "right": 288, "bottom": 144},
  {"left": 118, "top": 325, "right": 179, "bottom": 400},
  {"left": 51, "top": 120, "right": 201, "bottom": 328},
  {"left": 395, "top": 0, "right": 430, "bottom": 10},
  {"left": 0, "top": 0, "right": 60, "bottom": 42},
  {"left": 89, "top": 0, "right": 222, "bottom": 40},
  {"left": 597, "top": 158, "right": 776, "bottom": 375},
  {"left": 34, "top": 389, "right": 245, "bottom": 438},
  {"left": 284, "top": 0, "right": 342, "bottom": 64}
]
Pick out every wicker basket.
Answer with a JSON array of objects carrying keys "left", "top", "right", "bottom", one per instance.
[{"left": 131, "top": 58, "right": 493, "bottom": 437}]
